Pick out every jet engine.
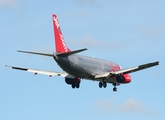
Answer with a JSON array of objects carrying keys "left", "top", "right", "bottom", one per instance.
[
  {"left": 65, "top": 78, "right": 73, "bottom": 84},
  {"left": 116, "top": 74, "right": 131, "bottom": 83},
  {"left": 65, "top": 77, "right": 81, "bottom": 89},
  {"left": 65, "top": 78, "right": 81, "bottom": 85}
]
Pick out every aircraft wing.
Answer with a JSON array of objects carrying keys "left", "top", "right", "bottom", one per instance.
[
  {"left": 5, "top": 65, "right": 75, "bottom": 78},
  {"left": 95, "top": 61, "right": 159, "bottom": 78}
]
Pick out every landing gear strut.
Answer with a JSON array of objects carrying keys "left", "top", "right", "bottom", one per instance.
[{"left": 113, "top": 83, "right": 117, "bottom": 92}]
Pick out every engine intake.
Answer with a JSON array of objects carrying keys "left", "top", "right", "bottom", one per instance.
[{"left": 65, "top": 78, "right": 81, "bottom": 85}]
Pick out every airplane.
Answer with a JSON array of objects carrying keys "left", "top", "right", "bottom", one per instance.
[{"left": 6, "top": 14, "right": 159, "bottom": 92}]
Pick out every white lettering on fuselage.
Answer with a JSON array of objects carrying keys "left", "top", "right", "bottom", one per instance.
[{"left": 53, "top": 16, "right": 68, "bottom": 52}]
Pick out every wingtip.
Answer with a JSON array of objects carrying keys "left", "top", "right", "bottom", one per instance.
[
  {"left": 81, "top": 48, "right": 87, "bottom": 50},
  {"left": 17, "top": 50, "right": 21, "bottom": 52},
  {"left": 17, "top": 50, "right": 25, "bottom": 52},
  {"left": 5, "top": 65, "right": 11, "bottom": 67}
]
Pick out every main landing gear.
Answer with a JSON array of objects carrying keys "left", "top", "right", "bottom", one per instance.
[
  {"left": 98, "top": 81, "right": 118, "bottom": 92},
  {"left": 99, "top": 78, "right": 107, "bottom": 88},
  {"left": 99, "top": 82, "right": 107, "bottom": 88},
  {"left": 65, "top": 78, "right": 81, "bottom": 89},
  {"left": 71, "top": 82, "right": 80, "bottom": 89}
]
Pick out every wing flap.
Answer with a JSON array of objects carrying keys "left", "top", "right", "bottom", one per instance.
[{"left": 95, "top": 72, "right": 111, "bottom": 79}]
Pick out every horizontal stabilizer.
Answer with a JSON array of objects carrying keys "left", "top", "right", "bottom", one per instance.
[
  {"left": 57, "top": 48, "right": 87, "bottom": 57},
  {"left": 17, "top": 48, "right": 87, "bottom": 57},
  {"left": 17, "top": 50, "right": 53, "bottom": 57}
]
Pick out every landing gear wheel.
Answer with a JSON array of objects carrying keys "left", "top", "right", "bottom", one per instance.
[
  {"left": 113, "top": 87, "right": 117, "bottom": 92},
  {"left": 103, "top": 82, "right": 107, "bottom": 88},
  {"left": 71, "top": 83, "right": 75, "bottom": 89},
  {"left": 99, "top": 82, "right": 103, "bottom": 88},
  {"left": 75, "top": 83, "right": 80, "bottom": 88}
]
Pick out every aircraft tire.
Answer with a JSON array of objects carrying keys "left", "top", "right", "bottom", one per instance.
[
  {"left": 99, "top": 82, "right": 103, "bottom": 88},
  {"left": 103, "top": 82, "right": 107, "bottom": 88},
  {"left": 113, "top": 87, "right": 117, "bottom": 92},
  {"left": 75, "top": 83, "right": 80, "bottom": 88},
  {"left": 71, "top": 83, "right": 76, "bottom": 89}
]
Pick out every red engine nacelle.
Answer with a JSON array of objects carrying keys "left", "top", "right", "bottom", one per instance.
[{"left": 116, "top": 74, "right": 131, "bottom": 83}]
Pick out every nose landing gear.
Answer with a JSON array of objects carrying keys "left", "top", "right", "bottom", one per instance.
[{"left": 113, "top": 83, "right": 117, "bottom": 92}]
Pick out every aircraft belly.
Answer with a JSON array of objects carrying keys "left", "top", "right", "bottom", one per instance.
[
  {"left": 94, "top": 77, "right": 117, "bottom": 83},
  {"left": 106, "top": 77, "right": 117, "bottom": 83},
  {"left": 66, "top": 67, "right": 90, "bottom": 78}
]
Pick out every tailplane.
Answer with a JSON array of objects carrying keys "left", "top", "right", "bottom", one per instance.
[{"left": 52, "top": 14, "right": 71, "bottom": 53}]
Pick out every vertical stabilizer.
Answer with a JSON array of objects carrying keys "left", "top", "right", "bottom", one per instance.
[{"left": 52, "top": 14, "right": 71, "bottom": 53}]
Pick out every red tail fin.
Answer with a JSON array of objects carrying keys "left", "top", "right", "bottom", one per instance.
[{"left": 52, "top": 14, "right": 71, "bottom": 53}]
